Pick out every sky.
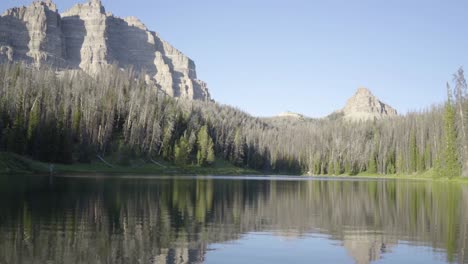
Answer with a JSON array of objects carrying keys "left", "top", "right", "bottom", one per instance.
[{"left": 2, "top": 0, "right": 468, "bottom": 117}]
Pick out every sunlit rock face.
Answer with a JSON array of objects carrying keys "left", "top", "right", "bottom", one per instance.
[
  {"left": 337, "top": 88, "right": 397, "bottom": 121},
  {"left": 0, "top": 0, "right": 210, "bottom": 101}
]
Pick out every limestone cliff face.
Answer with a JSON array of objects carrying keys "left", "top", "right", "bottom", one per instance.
[
  {"left": 336, "top": 88, "right": 397, "bottom": 121},
  {"left": 0, "top": 0, "right": 210, "bottom": 100},
  {"left": 61, "top": 0, "right": 108, "bottom": 72},
  {"left": 0, "top": 0, "right": 65, "bottom": 66}
]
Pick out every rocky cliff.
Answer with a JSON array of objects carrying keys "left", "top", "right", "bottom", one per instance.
[
  {"left": 0, "top": 0, "right": 210, "bottom": 100},
  {"left": 335, "top": 88, "right": 397, "bottom": 121}
]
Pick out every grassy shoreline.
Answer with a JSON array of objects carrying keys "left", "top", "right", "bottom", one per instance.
[
  {"left": 308, "top": 170, "right": 468, "bottom": 183},
  {"left": 2, "top": 152, "right": 467, "bottom": 183},
  {"left": 0, "top": 152, "right": 259, "bottom": 176}
]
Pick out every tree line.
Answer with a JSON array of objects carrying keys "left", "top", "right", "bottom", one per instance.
[{"left": 0, "top": 63, "right": 465, "bottom": 177}]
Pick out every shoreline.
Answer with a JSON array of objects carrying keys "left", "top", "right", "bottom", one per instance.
[
  {"left": 307, "top": 172, "right": 468, "bottom": 183},
  {"left": 2, "top": 152, "right": 467, "bottom": 183}
]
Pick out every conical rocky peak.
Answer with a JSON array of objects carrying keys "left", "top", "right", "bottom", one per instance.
[
  {"left": 355, "top": 87, "right": 373, "bottom": 96},
  {"left": 339, "top": 87, "right": 397, "bottom": 121}
]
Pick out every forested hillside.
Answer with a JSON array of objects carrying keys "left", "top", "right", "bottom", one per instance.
[{"left": 0, "top": 63, "right": 465, "bottom": 177}]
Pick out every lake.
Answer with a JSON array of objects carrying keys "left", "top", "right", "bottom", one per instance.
[{"left": 0, "top": 175, "right": 467, "bottom": 264}]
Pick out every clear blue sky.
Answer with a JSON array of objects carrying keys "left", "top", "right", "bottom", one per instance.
[{"left": 2, "top": 0, "right": 468, "bottom": 117}]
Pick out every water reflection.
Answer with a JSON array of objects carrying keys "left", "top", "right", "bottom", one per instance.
[{"left": 0, "top": 176, "right": 466, "bottom": 264}]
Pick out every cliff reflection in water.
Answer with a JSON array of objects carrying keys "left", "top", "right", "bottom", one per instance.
[{"left": 0, "top": 176, "right": 467, "bottom": 264}]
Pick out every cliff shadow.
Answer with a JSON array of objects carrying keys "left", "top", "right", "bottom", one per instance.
[
  {"left": 0, "top": 15, "right": 31, "bottom": 64},
  {"left": 41, "top": 6, "right": 67, "bottom": 67},
  {"left": 61, "top": 15, "right": 85, "bottom": 68},
  {"left": 106, "top": 16, "right": 157, "bottom": 78}
]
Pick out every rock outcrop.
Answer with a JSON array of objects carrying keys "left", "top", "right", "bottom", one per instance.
[
  {"left": 335, "top": 88, "right": 397, "bottom": 121},
  {"left": 0, "top": 0, "right": 65, "bottom": 66},
  {"left": 276, "top": 111, "right": 305, "bottom": 119},
  {"left": 0, "top": 0, "right": 210, "bottom": 100}
]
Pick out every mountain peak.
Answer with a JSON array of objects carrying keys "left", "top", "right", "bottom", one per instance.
[
  {"left": 63, "top": 0, "right": 105, "bottom": 15},
  {"left": 88, "top": 0, "right": 102, "bottom": 7},
  {"left": 88, "top": 0, "right": 105, "bottom": 13},
  {"left": 355, "top": 87, "right": 373, "bottom": 96},
  {"left": 42, "top": 0, "right": 55, "bottom": 6},
  {"left": 337, "top": 88, "right": 397, "bottom": 121},
  {"left": 24, "top": 1, "right": 58, "bottom": 12}
]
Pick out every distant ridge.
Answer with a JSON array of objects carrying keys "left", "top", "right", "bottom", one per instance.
[{"left": 276, "top": 111, "right": 305, "bottom": 119}]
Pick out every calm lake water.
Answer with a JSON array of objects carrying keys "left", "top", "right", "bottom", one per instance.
[{"left": 0, "top": 175, "right": 467, "bottom": 264}]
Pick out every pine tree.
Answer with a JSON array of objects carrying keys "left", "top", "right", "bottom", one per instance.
[
  {"left": 161, "top": 121, "right": 175, "bottom": 160},
  {"left": 8, "top": 112, "right": 26, "bottom": 155},
  {"left": 444, "top": 85, "right": 460, "bottom": 178},
  {"left": 386, "top": 150, "right": 396, "bottom": 174},
  {"left": 423, "top": 142, "right": 432, "bottom": 170},
  {"left": 197, "top": 125, "right": 215, "bottom": 166},
  {"left": 453, "top": 68, "right": 468, "bottom": 176},
  {"left": 396, "top": 152, "right": 405, "bottom": 174},
  {"left": 434, "top": 154, "right": 442, "bottom": 177},
  {"left": 231, "top": 129, "right": 245, "bottom": 166},
  {"left": 27, "top": 99, "right": 40, "bottom": 141},
  {"left": 344, "top": 160, "right": 352, "bottom": 175},
  {"left": 58, "top": 126, "right": 73, "bottom": 164},
  {"left": 333, "top": 160, "right": 341, "bottom": 175},
  {"left": 368, "top": 155, "right": 377, "bottom": 174},
  {"left": 72, "top": 103, "right": 81, "bottom": 140},
  {"left": 207, "top": 138, "right": 215, "bottom": 165},
  {"left": 409, "top": 129, "right": 418, "bottom": 173},
  {"left": 327, "top": 160, "right": 333, "bottom": 175},
  {"left": 27, "top": 99, "right": 41, "bottom": 156},
  {"left": 174, "top": 134, "right": 190, "bottom": 166}
]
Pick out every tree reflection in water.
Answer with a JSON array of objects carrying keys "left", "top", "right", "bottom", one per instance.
[{"left": 0, "top": 176, "right": 466, "bottom": 264}]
